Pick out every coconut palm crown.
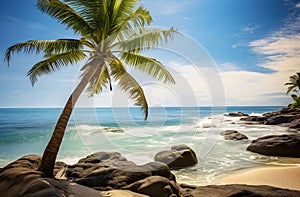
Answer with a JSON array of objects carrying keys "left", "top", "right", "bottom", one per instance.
[
  {"left": 285, "top": 72, "right": 300, "bottom": 95},
  {"left": 4, "top": 0, "right": 176, "bottom": 178}
]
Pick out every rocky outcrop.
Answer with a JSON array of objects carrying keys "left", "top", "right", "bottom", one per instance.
[
  {"left": 154, "top": 145, "right": 198, "bottom": 170},
  {"left": 240, "top": 107, "right": 300, "bottom": 129},
  {"left": 247, "top": 134, "right": 300, "bottom": 157},
  {"left": 220, "top": 130, "right": 249, "bottom": 141},
  {"left": 59, "top": 152, "right": 175, "bottom": 191},
  {"left": 226, "top": 112, "right": 249, "bottom": 117},
  {"left": 0, "top": 155, "right": 103, "bottom": 197},
  {"left": 240, "top": 116, "right": 267, "bottom": 122},
  {"left": 180, "top": 184, "right": 300, "bottom": 197},
  {"left": 2, "top": 153, "right": 300, "bottom": 197}
]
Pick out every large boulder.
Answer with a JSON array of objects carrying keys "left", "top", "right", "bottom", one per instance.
[
  {"left": 58, "top": 152, "right": 174, "bottom": 191},
  {"left": 0, "top": 155, "right": 103, "bottom": 197},
  {"left": 247, "top": 134, "right": 300, "bottom": 157},
  {"left": 264, "top": 115, "right": 297, "bottom": 125},
  {"left": 154, "top": 145, "right": 198, "bottom": 170},
  {"left": 124, "top": 176, "right": 180, "bottom": 197},
  {"left": 180, "top": 184, "right": 300, "bottom": 197},
  {"left": 220, "top": 130, "right": 248, "bottom": 141}
]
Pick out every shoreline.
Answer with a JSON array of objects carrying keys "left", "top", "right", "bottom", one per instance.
[{"left": 218, "top": 165, "right": 300, "bottom": 191}]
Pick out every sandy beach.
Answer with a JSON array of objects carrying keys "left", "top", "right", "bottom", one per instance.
[{"left": 219, "top": 166, "right": 300, "bottom": 191}]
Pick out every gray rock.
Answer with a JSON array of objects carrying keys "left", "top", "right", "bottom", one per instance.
[
  {"left": 181, "top": 184, "right": 300, "bottom": 197},
  {"left": 154, "top": 145, "right": 198, "bottom": 170},
  {"left": 247, "top": 134, "right": 300, "bottom": 157},
  {"left": 220, "top": 130, "right": 248, "bottom": 141}
]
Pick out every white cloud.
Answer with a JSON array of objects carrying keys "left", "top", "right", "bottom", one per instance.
[
  {"left": 296, "top": 3, "right": 300, "bottom": 8},
  {"left": 219, "top": 8, "right": 300, "bottom": 106}
]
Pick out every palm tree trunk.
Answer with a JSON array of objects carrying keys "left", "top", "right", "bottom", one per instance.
[{"left": 38, "top": 67, "right": 97, "bottom": 178}]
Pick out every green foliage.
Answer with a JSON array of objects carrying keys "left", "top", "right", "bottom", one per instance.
[
  {"left": 285, "top": 72, "right": 300, "bottom": 95},
  {"left": 4, "top": 0, "right": 176, "bottom": 119},
  {"left": 285, "top": 72, "right": 300, "bottom": 109},
  {"left": 290, "top": 95, "right": 300, "bottom": 109}
]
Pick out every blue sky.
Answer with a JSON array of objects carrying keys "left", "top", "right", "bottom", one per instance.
[{"left": 0, "top": 0, "right": 299, "bottom": 107}]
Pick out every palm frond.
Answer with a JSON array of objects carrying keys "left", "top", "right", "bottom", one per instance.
[
  {"left": 87, "top": 64, "right": 111, "bottom": 96},
  {"left": 110, "top": 58, "right": 148, "bottom": 119},
  {"left": 110, "top": 6, "right": 152, "bottom": 38},
  {"left": 37, "top": 0, "right": 94, "bottom": 36},
  {"left": 4, "top": 39, "right": 83, "bottom": 65},
  {"left": 120, "top": 52, "right": 175, "bottom": 84},
  {"left": 27, "top": 50, "right": 86, "bottom": 85},
  {"left": 114, "top": 28, "right": 176, "bottom": 53},
  {"left": 285, "top": 72, "right": 300, "bottom": 95}
]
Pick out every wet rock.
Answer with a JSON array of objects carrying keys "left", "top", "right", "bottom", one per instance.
[
  {"left": 220, "top": 130, "right": 249, "bottom": 141},
  {"left": 154, "top": 145, "right": 198, "bottom": 170},
  {"left": 247, "top": 134, "right": 300, "bottom": 157},
  {"left": 264, "top": 115, "right": 297, "bottom": 125},
  {"left": 289, "top": 119, "right": 300, "bottom": 129},
  {"left": 240, "top": 116, "right": 267, "bottom": 122},
  {"left": 102, "top": 127, "right": 124, "bottom": 133},
  {"left": 227, "top": 112, "right": 249, "bottom": 117},
  {"left": 124, "top": 176, "right": 180, "bottom": 197}
]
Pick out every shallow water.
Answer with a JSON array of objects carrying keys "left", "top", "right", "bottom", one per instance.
[{"left": 1, "top": 106, "right": 299, "bottom": 185}]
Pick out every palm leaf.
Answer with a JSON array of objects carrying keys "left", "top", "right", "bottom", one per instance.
[
  {"left": 4, "top": 39, "right": 83, "bottom": 65},
  {"left": 87, "top": 64, "right": 111, "bottom": 96},
  {"left": 27, "top": 50, "right": 86, "bottom": 85},
  {"left": 37, "top": 0, "right": 94, "bottom": 36},
  {"left": 110, "top": 58, "right": 148, "bottom": 119},
  {"left": 120, "top": 52, "right": 175, "bottom": 84},
  {"left": 114, "top": 28, "right": 175, "bottom": 53}
]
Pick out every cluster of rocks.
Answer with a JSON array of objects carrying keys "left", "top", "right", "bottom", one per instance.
[
  {"left": 226, "top": 108, "right": 300, "bottom": 158},
  {"left": 239, "top": 107, "right": 300, "bottom": 129},
  {"left": 1, "top": 151, "right": 300, "bottom": 197}
]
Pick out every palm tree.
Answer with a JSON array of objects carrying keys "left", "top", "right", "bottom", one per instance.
[
  {"left": 285, "top": 72, "right": 300, "bottom": 95},
  {"left": 5, "top": 0, "right": 175, "bottom": 178}
]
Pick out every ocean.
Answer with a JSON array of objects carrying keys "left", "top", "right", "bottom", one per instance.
[{"left": 0, "top": 106, "right": 299, "bottom": 185}]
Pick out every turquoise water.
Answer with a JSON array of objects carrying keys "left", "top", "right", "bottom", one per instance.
[{"left": 1, "top": 106, "right": 298, "bottom": 185}]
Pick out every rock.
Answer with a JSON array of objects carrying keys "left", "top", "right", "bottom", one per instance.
[
  {"left": 59, "top": 152, "right": 174, "bottom": 191},
  {"left": 264, "top": 115, "right": 298, "bottom": 125},
  {"left": 124, "top": 176, "right": 180, "bottom": 197},
  {"left": 289, "top": 119, "right": 300, "bottom": 129},
  {"left": 102, "top": 127, "right": 124, "bottom": 133},
  {"left": 227, "top": 112, "right": 249, "bottom": 117},
  {"left": 0, "top": 155, "right": 103, "bottom": 197},
  {"left": 247, "top": 134, "right": 300, "bottom": 157},
  {"left": 154, "top": 145, "right": 198, "bottom": 170},
  {"left": 180, "top": 184, "right": 300, "bottom": 197},
  {"left": 240, "top": 107, "right": 300, "bottom": 130},
  {"left": 240, "top": 116, "right": 267, "bottom": 122},
  {"left": 220, "top": 130, "right": 248, "bottom": 141}
]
